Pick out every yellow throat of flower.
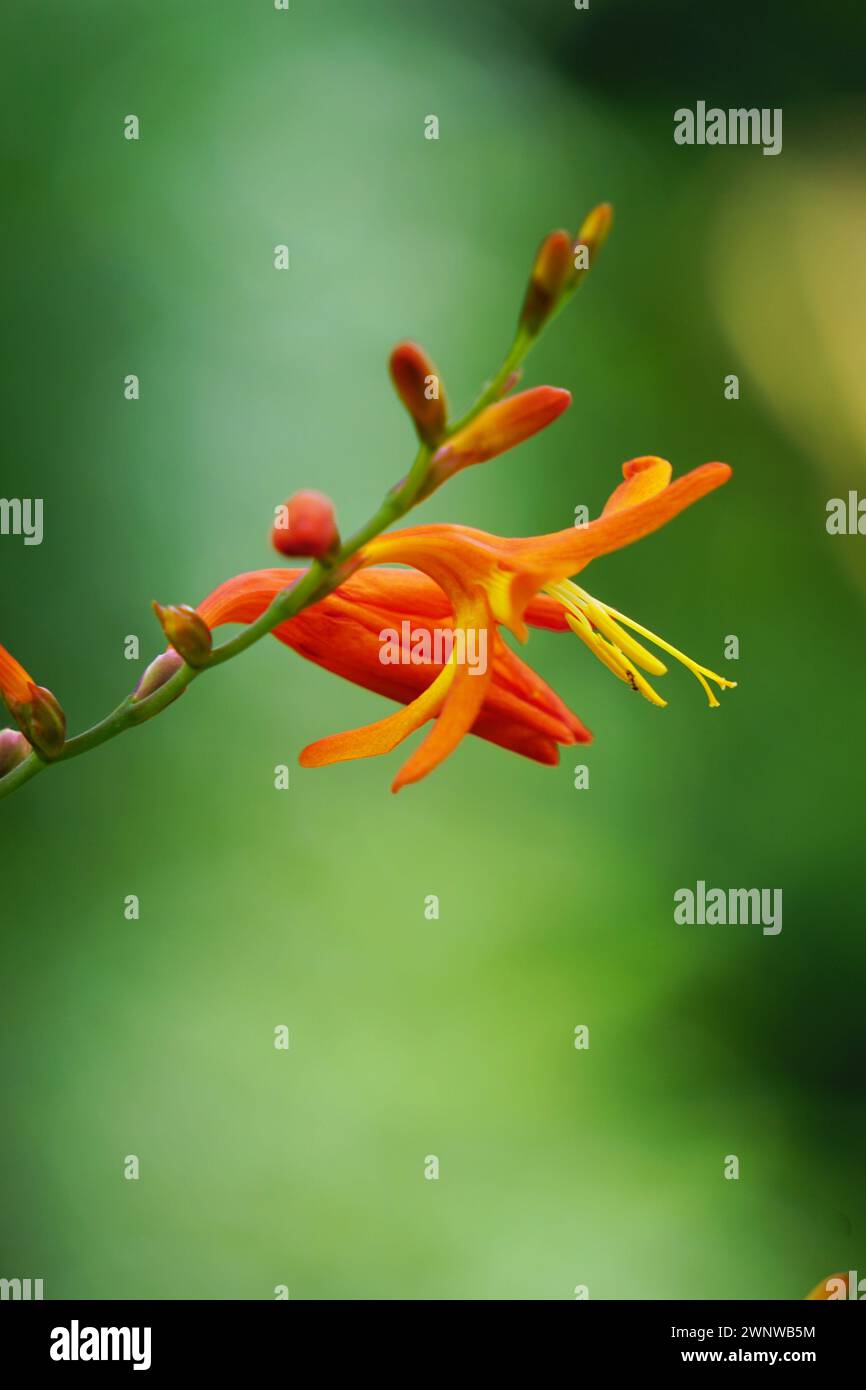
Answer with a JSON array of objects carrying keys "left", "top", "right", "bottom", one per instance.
[{"left": 545, "top": 578, "right": 737, "bottom": 709}]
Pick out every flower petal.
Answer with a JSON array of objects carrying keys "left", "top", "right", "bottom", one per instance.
[
  {"left": 300, "top": 662, "right": 455, "bottom": 768},
  {"left": 514, "top": 462, "right": 732, "bottom": 579},
  {"left": 601, "top": 456, "right": 673, "bottom": 517},
  {"left": 394, "top": 600, "right": 494, "bottom": 789}
]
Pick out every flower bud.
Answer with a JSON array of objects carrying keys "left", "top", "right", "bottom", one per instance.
[
  {"left": 422, "top": 386, "right": 571, "bottom": 496},
  {"left": 0, "top": 727, "right": 32, "bottom": 777},
  {"left": 0, "top": 640, "right": 35, "bottom": 712},
  {"left": 389, "top": 341, "right": 447, "bottom": 446},
  {"left": 271, "top": 490, "right": 340, "bottom": 559},
  {"left": 152, "top": 603, "right": 213, "bottom": 667},
  {"left": 17, "top": 683, "right": 66, "bottom": 759},
  {"left": 570, "top": 202, "right": 613, "bottom": 287},
  {"left": 519, "top": 229, "right": 573, "bottom": 335},
  {"left": 1, "top": 643, "right": 66, "bottom": 759},
  {"left": 133, "top": 647, "right": 185, "bottom": 703}
]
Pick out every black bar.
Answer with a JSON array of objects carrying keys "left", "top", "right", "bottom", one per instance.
[{"left": 2, "top": 1298, "right": 861, "bottom": 1374}]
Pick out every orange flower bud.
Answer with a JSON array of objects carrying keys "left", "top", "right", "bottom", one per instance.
[
  {"left": 389, "top": 341, "right": 447, "bottom": 446},
  {"left": 571, "top": 202, "right": 613, "bottom": 286},
  {"left": 133, "top": 648, "right": 185, "bottom": 703},
  {"left": 0, "top": 642, "right": 66, "bottom": 759},
  {"left": 271, "top": 490, "right": 340, "bottom": 559},
  {"left": 0, "top": 728, "right": 32, "bottom": 777},
  {"left": 0, "top": 640, "right": 34, "bottom": 712},
  {"left": 423, "top": 386, "right": 571, "bottom": 496},
  {"left": 152, "top": 603, "right": 213, "bottom": 667},
  {"left": 17, "top": 684, "right": 66, "bottom": 759},
  {"left": 519, "top": 229, "right": 573, "bottom": 335}
]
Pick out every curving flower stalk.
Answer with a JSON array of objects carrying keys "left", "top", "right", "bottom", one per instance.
[{"left": 0, "top": 203, "right": 735, "bottom": 802}]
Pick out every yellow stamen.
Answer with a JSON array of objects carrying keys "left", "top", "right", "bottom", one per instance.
[
  {"left": 563, "top": 609, "right": 667, "bottom": 706},
  {"left": 552, "top": 584, "right": 667, "bottom": 675},
  {"left": 546, "top": 579, "right": 736, "bottom": 709}
]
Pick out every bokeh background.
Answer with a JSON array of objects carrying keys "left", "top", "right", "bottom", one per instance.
[{"left": 1, "top": 0, "right": 864, "bottom": 1300}]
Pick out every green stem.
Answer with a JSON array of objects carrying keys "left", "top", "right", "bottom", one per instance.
[
  {"left": 447, "top": 329, "right": 532, "bottom": 434},
  {"left": 0, "top": 751, "right": 46, "bottom": 798}
]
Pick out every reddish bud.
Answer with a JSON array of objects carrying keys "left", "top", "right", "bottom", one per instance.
[
  {"left": 133, "top": 648, "right": 185, "bottom": 703},
  {"left": 0, "top": 727, "right": 32, "bottom": 777},
  {"left": 422, "top": 386, "right": 571, "bottom": 496},
  {"left": 519, "top": 229, "right": 573, "bottom": 335},
  {"left": 153, "top": 603, "right": 213, "bottom": 667},
  {"left": 389, "top": 341, "right": 447, "bottom": 446},
  {"left": 16, "top": 683, "right": 67, "bottom": 759},
  {"left": 271, "top": 490, "right": 340, "bottom": 559}
]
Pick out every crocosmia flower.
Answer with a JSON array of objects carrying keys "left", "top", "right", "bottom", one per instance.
[{"left": 199, "top": 455, "right": 734, "bottom": 791}]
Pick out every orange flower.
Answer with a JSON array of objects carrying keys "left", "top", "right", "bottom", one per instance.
[
  {"left": 199, "top": 568, "right": 590, "bottom": 772},
  {"left": 199, "top": 455, "right": 734, "bottom": 790}
]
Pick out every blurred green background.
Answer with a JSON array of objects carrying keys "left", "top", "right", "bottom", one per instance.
[{"left": 1, "top": 0, "right": 864, "bottom": 1300}]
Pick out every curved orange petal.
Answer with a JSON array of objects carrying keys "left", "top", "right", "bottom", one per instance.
[
  {"left": 198, "top": 568, "right": 301, "bottom": 627},
  {"left": 470, "top": 716, "right": 561, "bottom": 765},
  {"left": 198, "top": 565, "right": 459, "bottom": 629},
  {"left": 512, "top": 462, "right": 732, "bottom": 579},
  {"left": 394, "top": 659, "right": 493, "bottom": 789},
  {"left": 299, "top": 661, "right": 454, "bottom": 768},
  {"left": 391, "top": 594, "right": 493, "bottom": 791},
  {"left": 601, "top": 456, "right": 673, "bottom": 517}
]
